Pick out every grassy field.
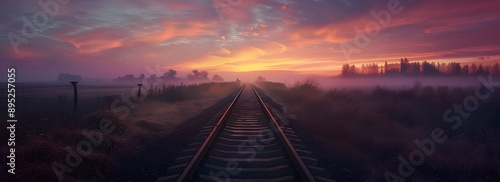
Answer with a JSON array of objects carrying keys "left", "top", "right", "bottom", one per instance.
[
  {"left": 257, "top": 78, "right": 500, "bottom": 181},
  {"left": 0, "top": 82, "right": 240, "bottom": 181}
]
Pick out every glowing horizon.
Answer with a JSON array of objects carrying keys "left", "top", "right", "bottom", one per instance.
[{"left": 1, "top": 0, "right": 500, "bottom": 82}]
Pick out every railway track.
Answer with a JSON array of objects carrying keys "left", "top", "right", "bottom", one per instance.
[{"left": 157, "top": 85, "right": 333, "bottom": 182}]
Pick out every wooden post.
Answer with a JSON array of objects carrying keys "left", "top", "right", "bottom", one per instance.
[
  {"left": 70, "top": 82, "right": 78, "bottom": 107},
  {"left": 137, "top": 84, "right": 143, "bottom": 98},
  {"left": 70, "top": 81, "right": 78, "bottom": 122}
]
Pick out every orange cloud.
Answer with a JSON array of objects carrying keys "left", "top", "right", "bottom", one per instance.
[
  {"left": 9, "top": 48, "right": 47, "bottom": 60},
  {"left": 69, "top": 39, "right": 123, "bottom": 54},
  {"left": 210, "top": 48, "right": 231, "bottom": 56},
  {"left": 60, "top": 27, "right": 127, "bottom": 54},
  {"left": 61, "top": 19, "right": 218, "bottom": 55},
  {"left": 130, "top": 21, "right": 218, "bottom": 45}
]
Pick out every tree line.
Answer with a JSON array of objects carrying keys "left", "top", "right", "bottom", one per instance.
[
  {"left": 113, "top": 69, "right": 224, "bottom": 82},
  {"left": 341, "top": 58, "right": 500, "bottom": 76}
]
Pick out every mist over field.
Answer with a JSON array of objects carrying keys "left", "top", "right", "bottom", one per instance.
[{"left": 319, "top": 76, "right": 486, "bottom": 89}]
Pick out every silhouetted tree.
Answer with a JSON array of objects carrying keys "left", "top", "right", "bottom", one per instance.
[
  {"left": 200, "top": 71, "right": 209, "bottom": 79},
  {"left": 256, "top": 76, "right": 266, "bottom": 82},
  {"left": 339, "top": 59, "right": 499, "bottom": 76},
  {"left": 187, "top": 70, "right": 209, "bottom": 80},
  {"left": 350, "top": 65, "right": 357, "bottom": 74},
  {"left": 493, "top": 63, "right": 500, "bottom": 75},
  {"left": 341, "top": 64, "right": 350, "bottom": 76},
  {"left": 400, "top": 58, "right": 406, "bottom": 73},
  {"left": 113, "top": 74, "right": 136, "bottom": 82},
  {"left": 422, "top": 61, "right": 440, "bottom": 75},
  {"left": 212, "top": 74, "right": 224, "bottom": 82},
  {"left": 138, "top": 73, "right": 145, "bottom": 80},
  {"left": 148, "top": 74, "right": 159, "bottom": 83},
  {"left": 462, "top": 65, "right": 470, "bottom": 75},
  {"left": 477, "top": 64, "right": 486, "bottom": 75},
  {"left": 471, "top": 63, "right": 478, "bottom": 74},
  {"left": 361, "top": 63, "right": 379, "bottom": 74},
  {"left": 162, "top": 69, "right": 177, "bottom": 79},
  {"left": 446, "top": 62, "right": 461, "bottom": 75},
  {"left": 341, "top": 64, "right": 357, "bottom": 76},
  {"left": 485, "top": 65, "right": 492, "bottom": 74},
  {"left": 400, "top": 58, "right": 411, "bottom": 73}
]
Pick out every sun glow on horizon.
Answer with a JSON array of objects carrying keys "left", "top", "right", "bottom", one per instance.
[{"left": 2, "top": 0, "right": 500, "bottom": 81}]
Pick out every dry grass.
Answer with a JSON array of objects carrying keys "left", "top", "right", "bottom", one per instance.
[
  {"left": 257, "top": 79, "right": 500, "bottom": 181},
  {"left": 0, "top": 82, "right": 240, "bottom": 181}
]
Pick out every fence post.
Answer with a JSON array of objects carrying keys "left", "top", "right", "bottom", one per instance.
[
  {"left": 70, "top": 81, "right": 78, "bottom": 122},
  {"left": 137, "top": 84, "right": 143, "bottom": 98}
]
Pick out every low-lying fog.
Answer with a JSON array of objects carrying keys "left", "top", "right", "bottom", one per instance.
[{"left": 306, "top": 76, "right": 494, "bottom": 90}]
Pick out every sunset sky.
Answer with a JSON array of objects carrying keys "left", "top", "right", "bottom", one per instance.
[{"left": 1, "top": 0, "right": 500, "bottom": 81}]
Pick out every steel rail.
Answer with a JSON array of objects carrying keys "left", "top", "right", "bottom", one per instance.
[
  {"left": 176, "top": 85, "right": 246, "bottom": 182},
  {"left": 251, "top": 85, "right": 317, "bottom": 182}
]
